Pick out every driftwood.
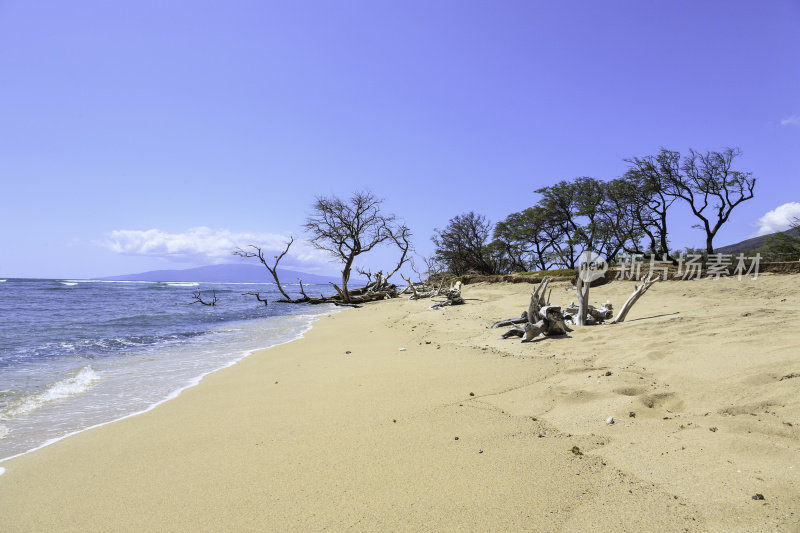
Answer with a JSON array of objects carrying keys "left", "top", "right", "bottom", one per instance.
[
  {"left": 575, "top": 274, "right": 591, "bottom": 326},
  {"left": 498, "top": 273, "right": 657, "bottom": 341},
  {"left": 564, "top": 300, "right": 613, "bottom": 325},
  {"left": 490, "top": 311, "right": 528, "bottom": 329},
  {"left": 500, "top": 326, "right": 525, "bottom": 339},
  {"left": 611, "top": 274, "right": 659, "bottom": 323},
  {"left": 588, "top": 302, "right": 613, "bottom": 323},
  {"left": 400, "top": 274, "right": 420, "bottom": 299},
  {"left": 522, "top": 304, "right": 570, "bottom": 341},
  {"left": 430, "top": 281, "right": 464, "bottom": 310}
]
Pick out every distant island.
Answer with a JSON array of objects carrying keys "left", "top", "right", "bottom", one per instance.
[{"left": 99, "top": 263, "right": 359, "bottom": 285}]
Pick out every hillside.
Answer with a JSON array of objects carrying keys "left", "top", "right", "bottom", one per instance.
[
  {"left": 717, "top": 227, "right": 800, "bottom": 254},
  {"left": 99, "top": 263, "right": 361, "bottom": 285}
]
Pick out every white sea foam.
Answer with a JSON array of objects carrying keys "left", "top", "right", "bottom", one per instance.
[
  {"left": 59, "top": 281, "right": 78, "bottom": 286},
  {"left": 67, "top": 279, "right": 156, "bottom": 284},
  {"left": 0, "top": 425, "right": 9, "bottom": 439},
  {"left": 0, "top": 279, "right": 6, "bottom": 282},
  {"left": 165, "top": 282, "right": 199, "bottom": 287},
  {"left": 3, "top": 367, "right": 100, "bottom": 418},
  {"left": 0, "top": 307, "right": 342, "bottom": 464}
]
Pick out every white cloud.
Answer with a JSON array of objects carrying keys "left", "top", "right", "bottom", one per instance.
[
  {"left": 102, "top": 227, "right": 330, "bottom": 269},
  {"left": 780, "top": 115, "right": 800, "bottom": 127},
  {"left": 755, "top": 202, "right": 800, "bottom": 236}
]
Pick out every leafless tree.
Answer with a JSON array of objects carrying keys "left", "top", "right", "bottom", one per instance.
[
  {"left": 668, "top": 147, "right": 756, "bottom": 254},
  {"left": 384, "top": 224, "right": 413, "bottom": 282},
  {"left": 304, "top": 191, "right": 401, "bottom": 303}
]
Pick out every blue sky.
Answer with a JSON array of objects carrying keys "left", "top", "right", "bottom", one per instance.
[{"left": 1, "top": 0, "right": 799, "bottom": 278}]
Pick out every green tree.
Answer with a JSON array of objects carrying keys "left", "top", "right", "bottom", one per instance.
[
  {"left": 432, "top": 212, "right": 500, "bottom": 275},
  {"left": 493, "top": 206, "right": 559, "bottom": 272},
  {"left": 758, "top": 218, "right": 800, "bottom": 261},
  {"left": 622, "top": 148, "right": 680, "bottom": 259}
]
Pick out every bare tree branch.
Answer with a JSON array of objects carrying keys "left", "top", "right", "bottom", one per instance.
[
  {"left": 666, "top": 147, "right": 756, "bottom": 254},
  {"left": 384, "top": 224, "right": 413, "bottom": 282},
  {"left": 242, "top": 292, "right": 268, "bottom": 306},
  {"left": 233, "top": 237, "right": 294, "bottom": 301},
  {"left": 190, "top": 289, "right": 217, "bottom": 306}
]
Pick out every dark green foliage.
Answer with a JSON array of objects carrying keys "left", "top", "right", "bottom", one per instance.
[
  {"left": 432, "top": 212, "right": 506, "bottom": 275},
  {"left": 432, "top": 146, "right": 758, "bottom": 275},
  {"left": 757, "top": 224, "right": 800, "bottom": 261}
]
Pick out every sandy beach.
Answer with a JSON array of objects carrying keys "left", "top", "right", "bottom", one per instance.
[{"left": 1, "top": 275, "right": 798, "bottom": 532}]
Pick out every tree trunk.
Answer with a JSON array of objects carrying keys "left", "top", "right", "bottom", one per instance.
[
  {"left": 575, "top": 275, "right": 591, "bottom": 326},
  {"left": 341, "top": 255, "right": 355, "bottom": 303},
  {"left": 659, "top": 211, "right": 671, "bottom": 260}
]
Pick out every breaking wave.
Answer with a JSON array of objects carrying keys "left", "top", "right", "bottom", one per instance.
[{"left": 3, "top": 367, "right": 100, "bottom": 418}]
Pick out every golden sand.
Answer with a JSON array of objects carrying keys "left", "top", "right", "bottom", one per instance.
[{"left": 1, "top": 275, "right": 798, "bottom": 531}]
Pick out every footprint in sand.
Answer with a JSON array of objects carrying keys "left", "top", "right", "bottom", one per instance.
[
  {"left": 639, "top": 392, "right": 681, "bottom": 410},
  {"left": 613, "top": 386, "right": 648, "bottom": 397},
  {"left": 562, "top": 389, "right": 604, "bottom": 403}
]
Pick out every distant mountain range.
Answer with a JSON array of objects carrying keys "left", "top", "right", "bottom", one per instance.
[
  {"left": 717, "top": 227, "right": 800, "bottom": 254},
  {"left": 100, "top": 263, "right": 357, "bottom": 285}
]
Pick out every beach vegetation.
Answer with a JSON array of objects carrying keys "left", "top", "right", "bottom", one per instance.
[
  {"left": 757, "top": 218, "right": 800, "bottom": 261},
  {"left": 431, "top": 212, "right": 505, "bottom": 275},
  {"left": 432, "top": 146, "right": 755, "bottom": 276}
]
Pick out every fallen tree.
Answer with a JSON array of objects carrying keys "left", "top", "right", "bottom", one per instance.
[{"left": 234, "top": 236, "right": 405, "bottom": 307}]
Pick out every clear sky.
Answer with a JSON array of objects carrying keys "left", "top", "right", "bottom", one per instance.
[{"left": 1, "top": 0, "right": 799, "bottom": 278}]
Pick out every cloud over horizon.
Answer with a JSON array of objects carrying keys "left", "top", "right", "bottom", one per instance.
[
  {"left": 755, "top": 202, "right": 800, "bottom": 236},
  {"left": 101, "top": 227, "right": 332, "bottom": 272},
  {"left": 780, "top": 115, "right": 800, "bottom": 127}
]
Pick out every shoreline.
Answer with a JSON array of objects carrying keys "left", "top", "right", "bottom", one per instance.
[
  {"left": 0, "top": 276, "right": 798, "bottom": 531},
  {"left": 0, "top": 305, "right": 340, "bottom": 466}
]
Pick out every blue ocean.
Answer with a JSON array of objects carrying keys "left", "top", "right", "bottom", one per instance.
[{"left": 0, "top": 278, "right": 338, "bottom": 462}]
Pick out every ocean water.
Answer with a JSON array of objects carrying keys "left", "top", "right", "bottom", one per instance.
[{"left": 0, "top": 278, "right": 338, "bottom": 462}]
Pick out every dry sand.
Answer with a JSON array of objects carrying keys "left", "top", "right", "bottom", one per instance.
[{"left": 0, "top": 274, "right": 798, "bottom": 532}]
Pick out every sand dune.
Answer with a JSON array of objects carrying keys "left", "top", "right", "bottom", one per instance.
[{"left": 0, "top": 274, "right": 798, "bottom": 531}]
